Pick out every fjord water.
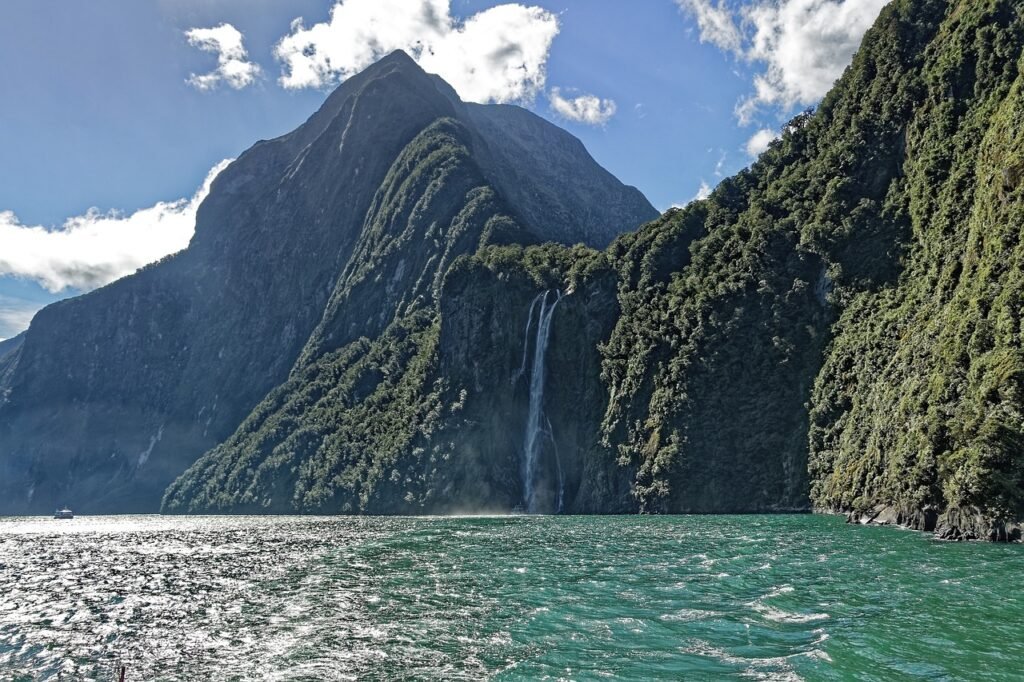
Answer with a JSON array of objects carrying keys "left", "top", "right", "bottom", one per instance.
[{"left": 1, "top": 515, "right": 1020, "bottom": 680}]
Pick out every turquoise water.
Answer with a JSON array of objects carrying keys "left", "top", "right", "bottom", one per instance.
[{"left": 0, "top": 514, "right": 1021, "bottom": 680}]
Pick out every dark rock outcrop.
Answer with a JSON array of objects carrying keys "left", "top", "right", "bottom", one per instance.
[{"left": 935, "top": 507, "right": 1023, "bottom": 542}]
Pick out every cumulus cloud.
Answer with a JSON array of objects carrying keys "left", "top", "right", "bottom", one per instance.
[
  {"left": 740, "top": 0, "right": 890, "bottom": 121},
  {"left": 186, "top": 23, "right": 261, "bottom": 90},
  {"left": 274, "top": 0, "right": 559, "bottom": 104},
  {"left": 0, "top": 160, "right": 232, "bottom": 293},
  {"left": 678, "top": 0, "right": 890, "bottom": 123},
  {"left": 683, "top": 0, "right": 743, "bottom": 53},
  {"left": 746, "top": 128, "right": 779, "bottom": 156},
  {"left": 548, "top": 88, "right": 617, "bottom": 125}
]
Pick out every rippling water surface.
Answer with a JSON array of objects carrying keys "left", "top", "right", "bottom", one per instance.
[{"left": 1, "top": 514, "right": 1021, "bottom": 680}]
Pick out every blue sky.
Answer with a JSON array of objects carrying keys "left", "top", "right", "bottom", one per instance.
[{"left": 0, "top": 0, "right": 889, "bottom": 339}]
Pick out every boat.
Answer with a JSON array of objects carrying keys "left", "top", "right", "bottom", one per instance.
[{"left": 53, "top": 508, "right": 74, "bottom": 519}]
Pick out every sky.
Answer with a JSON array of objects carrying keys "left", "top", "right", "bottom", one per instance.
[{"left": 0, "top": 0, "right": 890, "bottom": 340}]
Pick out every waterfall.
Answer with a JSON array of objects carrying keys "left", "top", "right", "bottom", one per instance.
[
  {"left": 512, "top": 294, "right": 542, "bottom": 385},
  {"left": 546, "top": 415, "right": 565, "bottom": 514},
  {"left": 521, "top": 289, "right": 561, "bottom": 512}
]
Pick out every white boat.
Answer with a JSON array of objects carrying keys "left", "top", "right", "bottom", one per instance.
[{"left": 54, "top": 508, "right": 74, "bottom": 519}]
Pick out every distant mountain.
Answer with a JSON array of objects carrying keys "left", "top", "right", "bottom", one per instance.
[{"left": 0, "top": 51, "right": 656, "bottom": 515}]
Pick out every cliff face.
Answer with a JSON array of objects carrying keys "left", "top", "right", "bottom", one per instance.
[
  {"left": 809, "top": 0, "right": 1024, "bottom": 540},
  {"left": 0, "top": 51, "right": 656, "bottom": 515},
  {"left": 163, "top": 240, "right": 634, "bottom": 515},
  {"left": 599, "top": 0, "right": 1024, "bottom": 535}
]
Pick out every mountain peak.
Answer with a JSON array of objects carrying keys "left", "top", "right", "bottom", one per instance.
[{"left": 376, "top": 48, "right": 419, "bottom": 69}]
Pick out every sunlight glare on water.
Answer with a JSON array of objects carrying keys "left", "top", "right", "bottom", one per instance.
[{"left": 1, "top": 514, "right": 1021, "bottom": 680}]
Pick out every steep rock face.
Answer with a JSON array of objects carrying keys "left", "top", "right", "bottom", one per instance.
[
  {"left": 462, "top": 103, "right": 656, "bottom": 249},
  {"left": 0, "top": 333, "right": 23, "bottom": 358},
  {"left": 426, "top": 75, "right": 658, "bottom": 249},
  {"left": 599, "top": 0, "right": 1024, "bottom": 533},
  {"left": 163, "top": 119, "right": 529, "bottom": 513},
  {"left": 163, "top": 241, "right": 634, "bottom": 515},
  {"left": 427, "top": 247, "right": 635, "bottom": 514},
  {"left": 809, "top": 0, "right": 1024, "bottom": 533},
  {"left": 0, "top": 51, "right": 656, "bottom": 515}
]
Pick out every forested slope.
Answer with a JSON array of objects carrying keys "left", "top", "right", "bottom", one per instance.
[
  {"left": 7, "top": 0, "right": 1021, "bottom": 541},
  {"left": 600, "top": 0, "right": 1024, "bottom": 537}
]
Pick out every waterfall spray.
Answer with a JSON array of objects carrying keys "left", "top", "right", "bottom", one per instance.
[{"left": 521, "top": 289, "right": 561, "bottom": 512}]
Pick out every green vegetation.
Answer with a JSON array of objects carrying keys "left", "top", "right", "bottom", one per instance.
[
  {"left": 165, "top": 118, "right": 526, "bottom": 513},
  {"left": 809, "top": 0, "right": 1024, "bottom": 536},
  {"left": 596, "top": 0, "right": 1024, "bottom": 535},
  {"left": 163, "top": 311, "right": 445, "bottom": 513}
]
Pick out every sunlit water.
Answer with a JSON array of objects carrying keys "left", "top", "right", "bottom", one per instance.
[{"left": 1, "top": 514, "right": 1021, "bottom": 681}]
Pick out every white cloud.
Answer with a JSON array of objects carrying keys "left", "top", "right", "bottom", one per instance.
[
  {"left": 693, "top": 180, "right": 713, "bottom": 201},
  {"left": 740, "top": 0, "right": 890, "bottom": 121},
  {"left": 274, "top": 0, "right": 559, "bottom": 104},
  {"left": 746, "top": 128, "right": 778, "bottom": 156},
  {"left": 0, "top": 160, "right": 232, "bottom": 293},
  {"left": 186, "top": 23, "right": 261, "bottom": 90},
  {"left": 548, "top": 88, "right": 617, "bottom": 125},
  {"left": 714, "top": 150, "right": 727, "bottom": 176},
  {"left": 680, "top": 0, "right": 743, "bottom": 54},
  {"left": 679, "top": 0, "right": 891, "bottom": 124}
]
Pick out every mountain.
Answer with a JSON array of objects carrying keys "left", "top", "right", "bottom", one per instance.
[
  {"left": 6, "top": 0, "right": 1024, "bottom": 542},
  {"left": 167, "top": 0, "right": 1024, "bottom": 542},
  {"left": 599, "top": 0, "right": 1022, "bottom": 537},
  {"left": 593, "top": 0, "right": 1022, "bottom": 539},
  {"left": 0, "top": 51, "right": 657, "bottom": 515}
]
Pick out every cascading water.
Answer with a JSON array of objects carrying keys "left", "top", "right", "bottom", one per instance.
[
  {"left": 520, "top": 289, "right": 561, "bottom": 512},
  {"left": 546, "top": 415, "right": 565, "bottom": 514},
  {"left": 512, "top": 294, "right": 542, "bottom": 386}
]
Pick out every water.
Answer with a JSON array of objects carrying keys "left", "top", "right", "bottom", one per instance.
[
  {"left": 1, "top": 514, "right": 1021, "bottom": 681},
  {"left": 512, "top": 293, "right": 541, "bottom": 386},
  {"left": 520, "top": 289, "right": 561, "bottom": 512}
]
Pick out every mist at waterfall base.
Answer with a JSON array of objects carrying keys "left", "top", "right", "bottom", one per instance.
[{"left": 3, "top": 514, "right": 1022, "bottom": 680}]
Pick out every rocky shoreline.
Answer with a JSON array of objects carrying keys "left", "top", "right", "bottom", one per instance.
[{"left": 838, "top": 505, "right": 1022, "bottom": 543}]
